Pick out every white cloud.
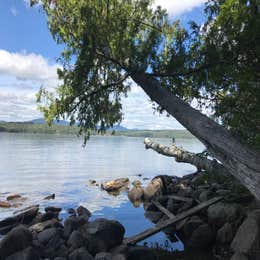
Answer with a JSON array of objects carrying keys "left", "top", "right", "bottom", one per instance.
[
  {"left": 0, "top": 49, "right": 59, "bottom": 85},
  {"left": 153, "top": 0, "right": 206, "bottom": 16},
  {"left": 0, "top": 49, "right": 183, "bottom": 129}
]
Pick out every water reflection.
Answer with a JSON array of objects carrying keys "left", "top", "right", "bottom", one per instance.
[{"left": 0, "top": 133, "right": 204, "bottom": 249}]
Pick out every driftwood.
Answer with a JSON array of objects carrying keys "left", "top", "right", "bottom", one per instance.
[
  {"left": 123, "top": 196, "right": 222, "bottom": 245},
  {"left": 152, "top": 200, "right": 175, "bottom": 219},
  {"left": 166, "top": 195, "right": 193, "bottom": 203},
  {"left": 144, "top": 138, "right": 228, "bottom": 175}
]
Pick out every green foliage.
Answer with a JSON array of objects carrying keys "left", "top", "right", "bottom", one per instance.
[{"left": 32, "top": 0, "right": 260, "bottom": 148}]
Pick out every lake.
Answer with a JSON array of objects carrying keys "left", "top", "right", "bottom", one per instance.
[{"left": 0, "top": 132, "right": 204, "bottom": 249}]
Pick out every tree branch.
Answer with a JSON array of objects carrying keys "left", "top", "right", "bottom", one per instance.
[{"left": 144, "top": 138, "right": 229, "bottom": 176}]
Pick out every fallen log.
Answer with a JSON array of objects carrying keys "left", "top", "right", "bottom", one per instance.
[
  {"left": 144, "top": 138, "right": 228, "bottom": 175},
  {"left": 123, "top": 196, "right": 222, "bottom": 245}
]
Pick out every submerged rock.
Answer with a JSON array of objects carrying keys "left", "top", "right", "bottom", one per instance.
[
  {"left": 101, "top": 178, "right": 129, "bottom": 192},
  {"left": 43, "top": 193, "right": 55, "bottom": 200},
  {"left": 0, "top": 200, "right": 11, "bottom": 208},
  {"left": 6, "top": 194, "right": 22, "bottom": 201}
]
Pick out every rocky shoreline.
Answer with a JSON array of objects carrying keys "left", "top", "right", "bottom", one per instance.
[
  {"left": 127, "top": 171, "right": 260, "bottom": 260},
  {"left": 0, "top": 203, "right": 160, "bottom": 260},
  {"left": 0, "top": 170, "right": 260, "bottom": 260}
]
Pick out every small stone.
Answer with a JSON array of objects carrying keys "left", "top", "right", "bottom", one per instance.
[
  {"left": 6, "top": 194, "right": 22, "bottom": 201},
  {"left": 43, "top": 194, "right": 55, "bottom": 200},
  {"left": 0, "top": 200, "right": 11, "bottom": 208}
]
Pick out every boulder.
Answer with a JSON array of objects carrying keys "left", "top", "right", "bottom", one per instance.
[
  {"left": 127, "top": 246, "right": 158, "bottom": 260},
  {"left": 77, "top": 206, "right": 91, "bottom": 220},
  {"left": 80, "top": 218, "right": 125, "bottom": 255},
  {"left": 0, "top": 225, "right": 33, "bottom": 260},
  {"left": 128, "top": 186, "right": 144, "bottom": 203},
  {"left": 45, "top": 206, "right": 62, "bottom": 213},
  {"left": 183, "top": 216, "right": 204, "bottom": 238},
  {"left": 68, "top": 247, "right": 94, "bottom": 260},
  {"left": 216, "top": 222, "right": 234, "bottom": 244},
  {"left": 5, "top": 246, "right": 40, "bottom": 260},
  {"left": 68, "top": 208, "right": 77, "bottom": 216},
  {"left": 0, "top": 205, "right": 39, "bottom": 234},
  {"left": 143, "top": 177, "right": 163, "bottom": 201},
  {"left": 186, "top": 224, "right": 214, "bottom": 249},
  {"left": 38, "top": 227, "right": 63, "bottom": 246},
  {"left": 29, "top": 219, "right": 61, "bottom": 233},
  {"left": 231, "top": 210, "right": 260, "bottom": 255},
  {"left": 207, "top": 202, "right": 243, "bottom": 228},
  {"left": 67, "top": 230, "right": 86, "bottom": 252},
  {"left": 101, "top": 178, "right": 129, "bottom": 192},
  {"left": 64, "top": 216, "right": 87, "bottom": 238}
]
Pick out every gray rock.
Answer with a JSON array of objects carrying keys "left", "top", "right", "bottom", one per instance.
[
  {"left": 5, "top": 246, "right": 40, "bottom": 260},
  {"left": 0, "top": 225, "right": 32, "bottom": 260},
  {"left": 127, "top": 246, "right": 158, "bottom": 260},
  {"left": 80, "top": 218, "right": 125, "bottom": 255},
  {"left": 187, "top": 224, "right": 214, "bottom": 249},
  {"left": 231, "top": 210, "right": 260, "bottom": 255},
  {"left": 29, "top": 219, "right": 61, "bottom": 233},
  {"left": 128, "top": 186, "right": 144, "bottom": 203},
  {"left": 207, "top": 202, "right": 242, "bottom": 228},
  {"left": 199, "top": 190, "right": 213, "bottom": 202},
  {"left": 64, "top": 216, "right": 87, "bottom": 238},
  {"left": 230, "top": 252, "right": 249, "bottom": 260},
  {"left": 143, "top": 177, "right": 163, "bottom": 200},
  {"left": 38, "top": 228, "right": 61, "bottom": 245},
  {"left": 54, "top": 258, "right": 67, "bottom": 260},
  {"left": 77, "top": 206, "right": 91, "bottom": 220},
  {"left": 216, "top": 222, "right": 234, "bottom": 244},
  {"left": 67, "top": 230, "right": 86, "bottom": 252},
  {"left": 95, "top": 252, "right": 113, "bottom": 260},
  {"left": 101, "top": 178, "right": 129, "bottom": 192},
  {"left": 69, "top": 247, "right": 94, "bottom": 260},
  {"left": 183, "top": 216, "right": 204, "bottom": 238}
]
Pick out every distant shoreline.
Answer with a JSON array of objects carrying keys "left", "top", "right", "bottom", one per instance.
[{"left": 0, "top": 122, "right": 194, "bottom": 139}]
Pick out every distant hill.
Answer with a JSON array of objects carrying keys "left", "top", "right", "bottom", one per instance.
[{"left": 30, "top": 118, "right": 70, "bottom": 126}]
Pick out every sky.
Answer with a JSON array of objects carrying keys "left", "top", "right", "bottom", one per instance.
[{"left": 0, "top": 0, "right": 206, "bottom": 129}]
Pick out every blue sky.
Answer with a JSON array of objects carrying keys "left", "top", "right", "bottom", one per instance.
[{"left": 0, "top": 0, "right": 205, "bottom": 129}]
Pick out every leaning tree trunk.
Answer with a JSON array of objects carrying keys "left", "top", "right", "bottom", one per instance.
[
  {"left": 144, "top": 138, "right": 229, "bottom": 176},
  {"left": 131, "top": 72, "right": 260, "bottom": 199}
]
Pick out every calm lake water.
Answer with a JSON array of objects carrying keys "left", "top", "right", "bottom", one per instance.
[{"left": 0, "top": 132, "right": 204, "bottom": 249}]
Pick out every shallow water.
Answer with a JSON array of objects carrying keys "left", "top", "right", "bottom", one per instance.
[{"left": 0, "top": 132, "right": 204, "bottom": 249}]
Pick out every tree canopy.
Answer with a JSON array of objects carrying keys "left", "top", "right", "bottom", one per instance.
[{"left": 33, "top": 0, "right": 260, "bottom": 148}]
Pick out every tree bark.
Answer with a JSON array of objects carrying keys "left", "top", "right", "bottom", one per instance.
[
  {"left": 144, "top": 138, "right": 229, "bottom": 176},
  {"left": 131, "top": 72, "right": 260, "bottom": 199}
]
